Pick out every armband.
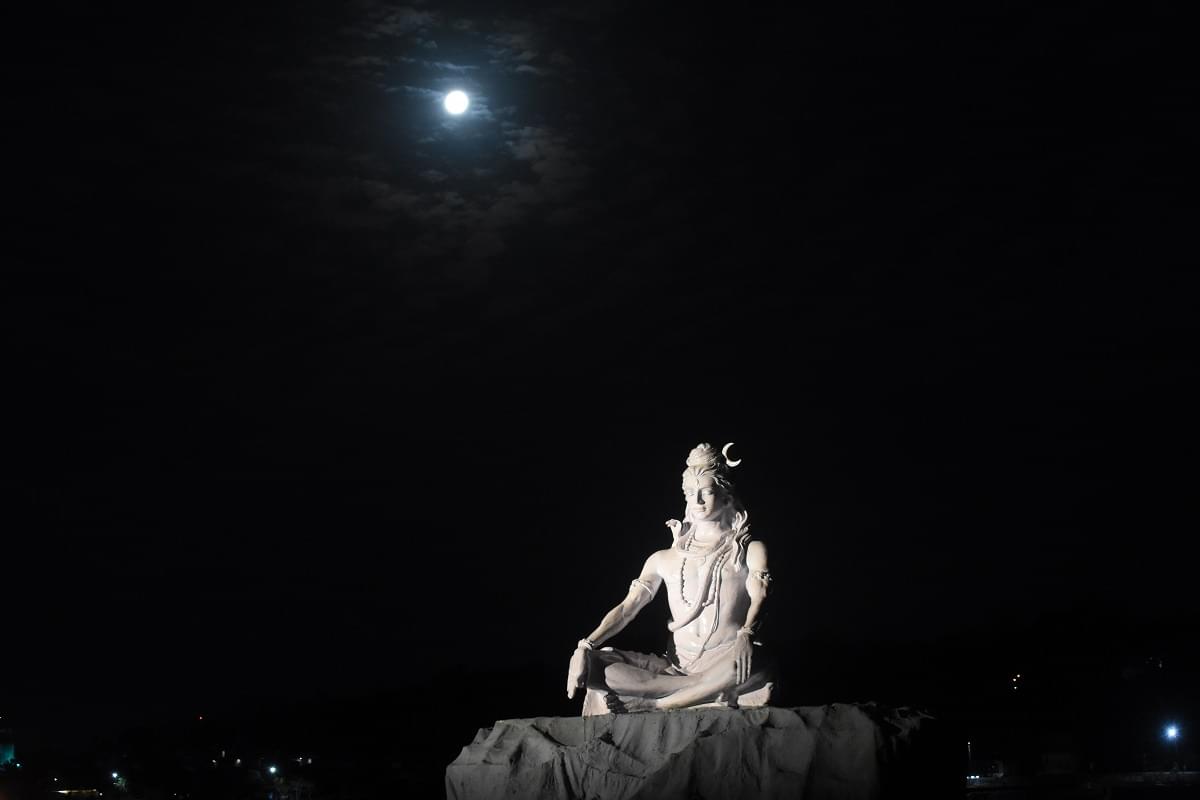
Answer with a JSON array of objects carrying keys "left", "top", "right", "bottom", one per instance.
[{"left": 629, "top": 578, "right": 655, "bottom": 598}]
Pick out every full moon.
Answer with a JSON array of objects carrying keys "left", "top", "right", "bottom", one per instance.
[{"left": 444, "top": 90, "right": 470, "bottom": 115}]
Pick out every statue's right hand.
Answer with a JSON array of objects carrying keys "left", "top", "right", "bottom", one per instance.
[
  {"left": 566, "top": 647, "right": 589, "bottom": 700},
  {"left": 665, "top": 519, "right": 683, "bottom": 541}
]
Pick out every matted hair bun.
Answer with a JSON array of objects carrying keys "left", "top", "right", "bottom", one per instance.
[{"left": 685, "top": 443, "right": 722, "bottom": 471}]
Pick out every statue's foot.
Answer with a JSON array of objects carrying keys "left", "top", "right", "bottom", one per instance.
[{"left": 604, "top": 693, "right": 657, "bottom": 714}]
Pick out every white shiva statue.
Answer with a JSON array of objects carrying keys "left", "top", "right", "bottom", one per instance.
[{"left": 566, "top": 443, "right": 773, "bottom": 714}]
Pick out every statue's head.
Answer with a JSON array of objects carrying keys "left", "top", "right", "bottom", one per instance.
[{"left": 681, "top": 443, "right": 742, "bottom": 524}]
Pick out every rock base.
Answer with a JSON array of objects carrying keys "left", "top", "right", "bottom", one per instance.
[{"left": 446, "top": 703, "right": 953, "bottom": 799}]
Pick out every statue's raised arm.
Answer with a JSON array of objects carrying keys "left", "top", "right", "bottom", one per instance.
[{"left": 565, "top": 442, "right": 774, "bottom": 715}]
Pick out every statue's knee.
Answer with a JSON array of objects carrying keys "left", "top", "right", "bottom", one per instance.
[{"left": 603, "top": 663, "right": 636, "bottom": 690}]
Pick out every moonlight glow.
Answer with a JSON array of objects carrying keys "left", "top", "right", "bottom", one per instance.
[{"left": 444, "top": 90, "right": 469, "bottom": 115}]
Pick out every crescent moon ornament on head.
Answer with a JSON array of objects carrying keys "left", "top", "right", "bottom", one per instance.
[{"left": 722, "top": 442, "right": 742, "bottom": 467}]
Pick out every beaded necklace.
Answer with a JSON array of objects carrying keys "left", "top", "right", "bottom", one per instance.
[{"left": 677, "top": 528, "right": 733, "bottom": 608}]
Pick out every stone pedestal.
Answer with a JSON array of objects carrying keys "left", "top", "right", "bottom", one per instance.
[{"left": 446, "top": 703, "right": 953, "bottom": 799}]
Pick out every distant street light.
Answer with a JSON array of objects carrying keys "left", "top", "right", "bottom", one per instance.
[
  {"left": 268, "top": 766, "right": 278, "bottom": 775},
  {"left": 1165, "top": 724, "right": 1181, "bottom": 769}
]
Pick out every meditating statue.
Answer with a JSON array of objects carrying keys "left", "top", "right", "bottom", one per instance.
[{"left": 566, "top": 443, "right": 773, "bottom": 714}]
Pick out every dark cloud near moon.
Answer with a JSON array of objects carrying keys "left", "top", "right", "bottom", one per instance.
[{"left": 203, "top": 1, "right": 604, "bottom": 290}]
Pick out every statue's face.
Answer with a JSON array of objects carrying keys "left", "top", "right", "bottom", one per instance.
[{"left": 683, "top": 475, "right": 725, "bottom": 521}]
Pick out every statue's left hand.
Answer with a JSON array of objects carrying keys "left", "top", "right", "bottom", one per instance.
[{"left": 733, "top": 633, "right": 754, "bottom": 686}]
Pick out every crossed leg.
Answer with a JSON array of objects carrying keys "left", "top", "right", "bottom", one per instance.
[
  {"left": 588, "top": 646, "right": 770, "bottom": 712},
  {"left": 603, "top": 662, "right": 728, "bottom": 705}
]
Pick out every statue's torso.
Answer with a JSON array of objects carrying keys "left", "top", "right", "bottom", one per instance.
[{"left": 657, "top": 544, "right": 752, "bottom": 667}]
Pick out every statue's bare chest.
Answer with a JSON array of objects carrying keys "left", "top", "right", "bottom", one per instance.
[{"left": 660, "top": 547, "right": 744, "bottom": 607}]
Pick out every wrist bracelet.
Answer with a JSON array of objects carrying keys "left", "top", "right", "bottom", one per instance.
[
  {"left": 737, "top": 626, "right": 755, "bottom": 637},
  {"left": 577, "top": 638, "right": 596, "bottom": 651}
]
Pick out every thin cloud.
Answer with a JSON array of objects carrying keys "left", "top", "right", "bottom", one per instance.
[
  {"left": 397, "top": 57, "right": 479, "bottom": 72},
  {"left": 262, "top": 1, "right": 599, "bottom": 282}
]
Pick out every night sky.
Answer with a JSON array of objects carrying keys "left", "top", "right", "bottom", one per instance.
[{"left": 5, "top": 0, "right": 1197, "bottom": 774}]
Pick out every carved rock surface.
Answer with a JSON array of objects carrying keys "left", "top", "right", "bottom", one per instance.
[{"left": 445, "top": 704, "right": 942, "bottom": 800}]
